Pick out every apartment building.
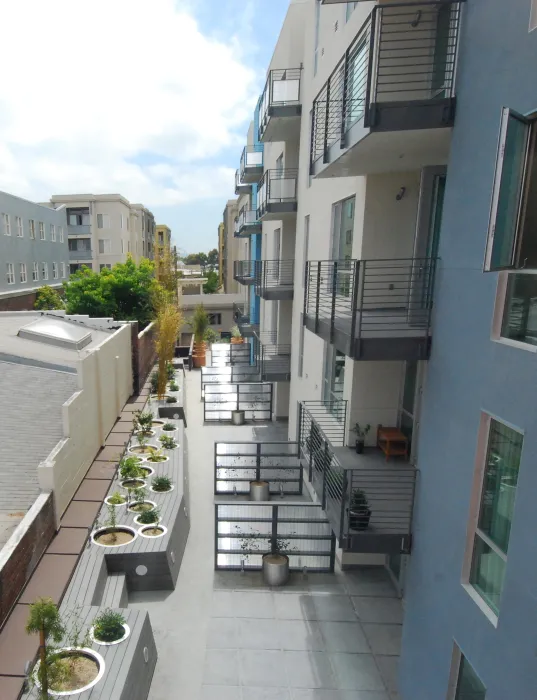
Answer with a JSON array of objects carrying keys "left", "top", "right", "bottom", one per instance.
[
  {"left": 222, "top": 198, "right": 241, "bottom": 293},
  {"left": 155, "top": 224, "right": 172, "bottom": 251},
  {"left": 45, "top": 194, "right": 155, "bottom": 274},
  {"left": 0, "top": 190, "right": 69, "bottom": 310},
  {"left": 227, "top": 0, "right": 537, "bottom": 697},
  {"left": 218, "top": 221, "right": 225, "bottom": 288}
]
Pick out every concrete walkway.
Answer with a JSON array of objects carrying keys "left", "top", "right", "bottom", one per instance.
[{"left": 130, "top": 370, "right": 402, "bottom": 700}]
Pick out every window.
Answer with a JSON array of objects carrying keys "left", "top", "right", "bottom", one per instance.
[
  {"left": 6, "top": 263, "right": 15, "bottom": 284},
  {"left": 42, "top": 262, "right": 48, "bottom": 280},
  {"left": 485, "top": 108, "right": 537, "bottom": 271},
  {"left": 120, "top": 214, "right": 124, "bottom": 229},
  {"left": 468, "top": 417, "right": 522, "bottom": 615},
  {"left": 453, "top": 653, "right": 486, "bottom": 700},
  {"left": 121, "top": 239, "right": 125, "bottom": 254},
  {"left": 323, "top": 345, "right": 345, "bottom": 408},
  {"left": 32, "top": 262, "right": 39, "bottom": 282},
  {"left": 52, "top": 262, "right": 58, "bottom": 279},
  {"left": 68, "top": 208, "right": 90, "bottom": 226},
  {"left": 59, "top": 226, "right": 64, "bottom": 243},
  {"left": 100, "top": 263, "right": 112, "bottom": 271},
  {"left": 69, "top": 238, "right": 92, "bottom": 252},
  {"left": 2, "top": 213, "right": 10, "bottom": 236},
  {"left": 29, "top": 219, "right": 36, "bottom": 239},
  {"left": 500, "top": 272, "right": 537, "bottom": 345},
  {"left": 346, "top": 2, "right": 358, "bottom": 22},
  {"left": 50, "top": 224, "right": 56, "bottom": 241},
  {"left": 531, "top": 0, "right": 537, "bottom": 31},
  {"left": 16, "top": 216, "right": 23, "bottom": 237},
  {"left": 60, "top": 262, "right": 66, "bottom": 278},
  {"left": 39, "top": 222, "right": 45, "bottom": 240},
  {"left": 98, "top": 239, "right": 111, "bottom": 254},
  {"left": 97, "top": 213, "right": 110, "bottom": 229},
  {"left": 19, "top": 263, "right": 27, "bottom": 283},
  {"left": 208, "top": 313, "right": 222, "bottom": 325},
  {"left": 298, "top": 317, "right": 305, "bottom": 377}
]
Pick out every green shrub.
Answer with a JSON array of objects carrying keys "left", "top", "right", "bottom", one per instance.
[
  {"left": 34, "top": 285, "right": 64, "bottom": 310},
  {"left": 107, "top": 492, "right": 126, "bottom": 505},
  {"left": 151, "top": 476, "right": 172, "bottom": 492},
  {"left": 119, "top": 457, "right": 143, "bottom": 480},
  {"left": 93, "top": 609, "right": 126, "bottom": 643},
  {"left": 166, "top": 396, "right": 177, "bottom": 404},
  {"left": 137, "top": 507, "right": 160, "bottom": 524},
  {"left": 159, "top": 435, "right": 178, "bottom": 450},
  {"left": 169, "top": 382, "right": 179, "bottom": 392},
  {"left": 162, "top": 422, "right": 175, "bottom": 432}
]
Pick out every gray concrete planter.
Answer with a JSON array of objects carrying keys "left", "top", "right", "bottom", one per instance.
[
  {"left": 90, "top": 623, "right": 131, "bottom": 646},
  {"left": 262, "top": 553, "right": 289, "bottom": 587},
  {"left": 138, "top": 524, "right": 168, "bottom": 539},
  {"left": 34, "top": 647, "right": 105, "bottom": 696},
  {"left": 250, "top": 481, "right": 270, "bottom": 501},
  {"left": 92, "top": 526, "right": 138, "bottom": 548},
  {"left": 231, "top": 410, "right": 246, "bottom": 425}
]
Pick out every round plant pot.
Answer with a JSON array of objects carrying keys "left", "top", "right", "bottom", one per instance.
[
  {"left": 262, "top": 553, "right": 290, "bottom": 587},
  {"left": 349, "top": 508, "right": 372, "bottom": 531},
  {"left": 137, "top": 465, "right": 155, "bottom": 479},
  {"left": 120, "top": 478, "right": 146, "bottom": 491},
  {"left": 249, "top": 480, "right": 270, "bottom": 501},
  {"left": 90, "top": 623, "right": 130, "bottom": 647},
  {"left": 128, "top": 444, "right": 159, "bottom": 456},
  {"left": 127, "top": 500, "right": 157, "bottom": 514},
  {"left": 151, "top": 420, "right": 165, "bottom": 429},
  {"left": 192, "top": 351, "right": 206, "bottom": 368},
  {"left": 133, "top": 514, "right": 161, "bottom": 526},
  {"left": 135, "top": 430, "right": 156, "bottom": 439},
  {"left": 161, "top": 426, "right": 178, "bottom": 433},
  {"left": 231, "top": 337, "right": 244, "bottom": 344},
  {"left": 149, "top": 483, "right": 175, "bottom": 494},
  {"left": 104, "top": 496, "right": 127, "bottom": 508},
  {"left": 92, "top": 526, "right": 137, "bottom": 548},
  {"left": 34, "top": 647, "right": 105, "bottom": 696},
  {"left": 138, "top": 524, "right": 168, "bottom": 539},
  {"left": 355, "top": 440, "right": 365, "bottom": 454},
  {"left": 146, "top": 455, "right": 170, "bottom": 465},
  {"left": 231, "top": 409, "right": 245, "bottom": 426}
]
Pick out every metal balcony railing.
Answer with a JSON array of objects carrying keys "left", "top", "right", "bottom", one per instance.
[
  {"left": 233, "top": 302, "right": 259, "bottom": 336},
  {"left": 298, "top": 401, "right": 416, "bottom": 553},
  {"left": 259, "top": 68, "right": 302, "bottom": 140},
  {"left": 240, "top": 145, "right": 264, "bottom": 182},
  {"left": 310, "top": 2, "right": 462, "bottom": 168},
  {"left": 257, "top": 169, "right": 298, "bottom": 219},
  {"left": 235, "top": 168, "right": 252, "bottom": 195},
  {"left": 234, "top": 260, "right": 257, "bottom": 285},
  {"left": 304, "top": 258, "right": 437, "bottom": 360},
  {"left": 234, "top": 209, "right": 261, "bottom": 238},
  {"left": 255, "top": 259, "right": 294, "bottom": 300}
]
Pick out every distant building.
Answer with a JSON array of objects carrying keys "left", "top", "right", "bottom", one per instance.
[{"left": 0, "top": 190, "right": 69, "bottom": 310}]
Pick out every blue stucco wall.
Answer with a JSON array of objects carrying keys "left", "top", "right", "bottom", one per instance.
[{"left": 399, "top": 2, "right": 537, "bottom": 699}]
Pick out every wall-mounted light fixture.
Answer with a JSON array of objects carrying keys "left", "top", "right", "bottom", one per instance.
[{"left": 396, "top": 187, "right": 407, "bottom": 201}]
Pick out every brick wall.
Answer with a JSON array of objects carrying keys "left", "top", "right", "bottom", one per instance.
[
  {"left": 0, "top": 493, "right": 55, "bottom": 628},
  {"left": 131, "top": 322, "right": 157, "bottom": 394},
  {"left": 0, "top": 290, "right": 38, "bottom": 311}
]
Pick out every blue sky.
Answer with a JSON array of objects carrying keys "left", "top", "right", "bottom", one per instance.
[{"left": 0, "top": 0, "right": 291, "bottom": 256}]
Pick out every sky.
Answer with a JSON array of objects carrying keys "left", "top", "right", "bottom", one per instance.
[{"left": 0, "top": 0, "right": 291, "bottom": 255}]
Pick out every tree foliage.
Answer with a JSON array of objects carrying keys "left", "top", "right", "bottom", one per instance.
[
  {"left": 155, "top": 300, "right": 182, "bottom": 398},
  {"left": 63, "top": 256, "right": 159, "bottom": 326},
  {"left": 184, "top": 252, "right": 208, "bottom": 266},
  {"left": 203, "top": 270, "right": 219, "bottom": 294},
  {"left": 207, "top": 248, "right": 219, "bottom": 267},
  {"left": 34, "top": 286, "right": 64, "bottom": 311}
]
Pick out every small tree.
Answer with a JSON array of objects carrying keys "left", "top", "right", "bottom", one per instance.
[
  {"left": 190, "top": 304, "right": 209, "bottom": 344},
  {"left": 25, "top": 598, "right": 65, "bottom": 699},
  {"left": 203, "top": 270, "right": 219, "bottom": 294},
  {"left": 34, "top": 286, "right": 64, "bottom": 311},
  {"left": 155, "top": 300, "right": 182, "bottom": 399}
]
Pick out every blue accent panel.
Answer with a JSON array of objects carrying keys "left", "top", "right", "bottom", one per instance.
[{"left": 252, "top": 183, "right": 258, "bottom": 210}]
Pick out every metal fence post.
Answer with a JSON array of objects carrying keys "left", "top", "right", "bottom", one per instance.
[
  {"left": 321, "top": 441, "right": 329, "bottom": 510},
  {"left": 271, "top": 505, "right": 278, "bottom": 554},
  {"left": 315, "top": 262, "right": 321, "bottom": 333},
  {"left": 256, "top": 442, "right": 261, "bottom": 483},
  {"left": 330, "top": 261, "right": 338, "bottom": 343},
  {"left": 349, "top": 260, "right": 361, "bottom": 358},
  {"left": 340, "top": 469, "right": 348, "bottom": 544}
]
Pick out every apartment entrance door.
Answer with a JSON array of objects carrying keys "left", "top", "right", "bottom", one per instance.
[
  {"left": 323, "top": 345, "right": 346, "bottom": 418},
  {"left": 331, "top": 196, "right": 355, "bottom": 298}
]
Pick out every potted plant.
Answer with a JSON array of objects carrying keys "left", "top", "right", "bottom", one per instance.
[
  {"left": 249, "top": 479, "right": 270, "bottom": 501},
  {"left": 129, "top": 432, "right": 158, "bottom": 456},
  {"left": 159, "top": 434, "right": 178, "bottom": 450},
  {"left": 134, "top": 506, "right": 161, "bottom": 526},
  {"left": 230, "top": 325, "right": 243, "bottom": 345},
  {"left": 351, "top": 423, "right": 370, "bottom": 454},
  {"left": 151, "top": 475, "right": 174, "bottom": 493},
  {"left": 190, "top": 304, "right": 210, "bottom": 367},
  {"left": 169, "top": 381, "right": 179, "bottom": 392},
  {"left": 104, "top": 491, "right": 127, "bottom": 507},
  {"left": 149, "top": 371, "right": 159, "bottom": 395},
  {"left": 161, "top": 422, "right": 177, "bottom": 433},
  {"left": 146, "top": 448, "right": 169, "bottom": 463},
  {"left": 166, "top": 362, "right": 176, "bottom": 382},
  {"left": 25, "top": 597, "right": 65, "bottom": 699},
  {"left": 91, "top": 610, "right": 129, "bottom": 645},
  {"left": 204, "top": 327, "right": 219, "bottom": 346},
  {"left": 92, "top": 507, "right": 137, "bottom": 547},
  {"left": 349, "top": 488, "right": 371, "bottom": 531},
  {"left": 166, "top": 396, "right": 177, "bottom": 403},
  {"left": 133, "top": 410, "right": 154, "bottom": 436},
  {"left": 119, "top": 456, "right": 144, "bottom": 481}
]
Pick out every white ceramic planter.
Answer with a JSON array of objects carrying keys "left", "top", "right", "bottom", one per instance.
[
  {"left": 149, "top": 483, "right": 175, "bottom": 494},
  {"left": 134, "top": 430, "right": 156, "bottom": 439},
  {"left": 127, "top": 500, "right": 157, "bottom": 514},
  {"left": 104, "top": 496, "right": 127, "bottom": 508},
  {"left": 128, "top": 443, "right": 159, "bottom": 456},
  {"left": 138, "top": 524, "right": 168, "bottom": 539},
  {"left": 133, "top": 514, "right": 161, "bottom": 526},
  {"left": 137, "top": 465, "right": 156, "bottom": 479},
  {"left": 120, "top": 478, "right": 147, "bottom": 491},
  {"left": 145, "top": 455, "right": 170, "bottom": 465},
  {"left": 91, "top": 526, "right": 138, "bottom": 548},
  {"left": 89, "top": 623, "right": 130, "bottom": 646},
  {"left": 34, "top": 647, "right": 105, "bottom": 696}
]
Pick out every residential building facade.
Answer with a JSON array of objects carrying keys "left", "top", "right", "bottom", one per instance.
[
  {"left": 45, "top": 194, "right": 155, "bottom": 274},
  {"left": 222, "top": 198, "right": 241, "bottom": 293},
  {"left": 0, "top": 190, "right": 69, "bottom": 310},
  {"left": 226, "top": 0, "right": 537, "bottom": 697}
]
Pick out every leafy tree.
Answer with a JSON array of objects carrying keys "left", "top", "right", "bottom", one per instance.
[
  {"left": 26, "top": 598, "right": 65, "bottom": 699},
  {"left": 203, "top": 270, "right": 219, "bottom": 294},
  {"left": 34, "top": 286, "right": 64, "bottom": 311},
  {"left": 184, "top": 252, "right": 208, "bottom": 267},
  {"left": 63, "top": 256, "right": 160, "bottom": 326},
  {"left": 207, "top": 248, "right": 219, "bottom": 267}
]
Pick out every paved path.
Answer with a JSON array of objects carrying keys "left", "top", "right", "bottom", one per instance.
[{"left": 130, "top": 370, "right": 403, "bottom": 700}]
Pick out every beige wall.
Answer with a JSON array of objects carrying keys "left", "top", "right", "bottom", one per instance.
[{"left": 38, "top": 324, "right": 133, "bottom": 519}]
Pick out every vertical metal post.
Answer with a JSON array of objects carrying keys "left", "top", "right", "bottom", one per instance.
[
  {"left": 364, "top": 11, "right": 377, "bottom": 128},
  {"left": 271, "top": 505, "right": 278, "bottom": 554},
  {"left": 339, "top": 469, "right": 348, "bottom": 544},
  {"left": 340, "top": 52, "right": 350, "bottom": 147},
  {"left": 214, "top": 504, "right": 219, "bottom": 570},
  {"left": 256, "top": 442, "right": 261, "bottom": 483},
  {"left": 303, "top": 262, "right": 309, "bottom": 321},
  {"left": 269, "top": 383, "right": 273, "bottom": 419},
  {"left": 329, "top": 532, "right": 337, "bottom": 573},
  {"left": 309, "top": 108, "right": 316, "bottom": 175},
  {"left": 315, "top": 263, "right": 321, "bottom": 334},
  {"left": 214, "top": 443, "right": 218, "bottom": 495},
  {"left": 321, "top": 441, "right": 329, "bottom": 510},
  {"left": 323, "top": 79, "right": 331, "bottom": 164},
  {"left": 330, "top": 261, "right": 338, "bottom": 343},
  {"left": 349, "top": 260, "right": 360, "bottom": 358}
]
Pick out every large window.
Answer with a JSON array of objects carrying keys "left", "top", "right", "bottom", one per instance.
[
  {"left": 501, "top": 272, "right": 537, "bottom": 345},
  {"left": 485, "top": 108, "right": 537, "bottom": 271},
  {"left": 68, "top": 208, "right": 90, "bottom": 226},
  {"left": 42, "top": 262, "right": 48, "bottom": 280},
  {"left": 3, "top": 213, "right": 10, "bottom": 236},
  {"left": 98, "top": 238, "right": 111, "bottom": 254},
  {"left": 454, "top": 654, "right": 486, "bottom": 700},
  {"left": 323, "top": 345, "right": 345, "bottom": 408},
  {"left": 469, "top": 418, "right": 522, "bottom": 614},
  {"left": 50, "top": 224, "right": 56, "bottom": 242},
  {"left": 32, "top": 262, "right": 39, "bottom": 282},
  {"left": 16, "top": 216, "right": 23, "bottom": 237},
  {"left": 6, "top": 263, "right": 15, "bottom": 284},
  {"left": 19, "top": 263, "right": 27, "bottom": 283},
  {"left": 39, "top": 222, "right": 45, "bottom": 240},
  {"left": 97, "top": 213, "right": 110, "bottom": 229},
  {"left": 52, "top": 262, "right": 58, "bottom": 279},
  {"left": 29, "top": 219, "right": 36, "bottom": 239}
]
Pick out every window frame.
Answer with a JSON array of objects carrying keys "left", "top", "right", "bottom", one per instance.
[
  {"left": 59, "top": 226, "right": 64, "bottom": 243},
  {"left": 2, "top": 213, "right": 10, "bottom": 236},
  {"left": 6, "top": 262, "right": 15, "bottom": 285},
  {"left": 29, "top": 219, "right": 36, "bottom": 239},
  {"left": 19, "top": 263, "right": 27, "bottom": 283},
  {"left": 32, "top": 262, "right": 39, "bottom": 282},
  {"left": 52, "top": 261, "right": 58, "bottom": 279},
  {"left": 50, "top": 223, "right": 56, "bottom": 242},
  {"left": 15, "top": 216, "right": 23, "bottom": 237},
  {"left": 39, "top": 222, "right": 45, "bottom": 240},
  {"left": 98, "top": 238, "right": 111, "bottom": 254},
  {"left": 60, "top": 262, "right": 66, "bottom": 278},
  {"left": 42, "top": 262, "right": 49, "bottom": 280}
]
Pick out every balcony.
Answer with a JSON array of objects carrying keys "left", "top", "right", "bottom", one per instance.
[
  {"left": 234, "top": 209, "right": 261, "bottom": 238},
  {"left": 310, "top": 2, "right": 462, "bottom": 178},
  {"left": 235, "top": 169, "right": 252, "bottom": 195},
  {"left": 255, "top": 332, "right": 291, "bottom": 382},
  {"left": 298, "top": 401, "right": 416, "bottom": 554},
  {"left": 304, "top": 258, "right": 436, "bottom": 361},
  {"left": 255, "top": 259, "right": 294, "bottom": 301},
  {"left": 68, "top": 248, "right": 93, "bottom": 260},
  {"left": 233, "top": 302, "right": 258, "bottom": 337},
  {"left": 257, "top": 169, "right": 298, "bottom": 220},
  {"left": 259, "top": 69, "right": 302, "bottom": 142},
  {"left": 240, "top": 145, "right": 264, "bottom": 183},
  {"left": 67, "top": 224, "right": 91, "bottom": 236},
  {"left": 233, "top": 260, "right": 257, "bottom": 285}
]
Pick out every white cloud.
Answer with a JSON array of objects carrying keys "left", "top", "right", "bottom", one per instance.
[{"left": 0, "top": 0, "right": 258, "bottom": 206}]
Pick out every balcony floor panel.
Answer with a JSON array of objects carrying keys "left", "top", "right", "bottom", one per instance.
[
  {"left": 260, "top": 110, "right": 301, "bottom": 143},
  {"left": 241, "top": 167, "right": 263, "bottom": 184},
  {"left": 259, "top": 285, "right": 294, "bottom": 301},
  {"left": 258, "top": 203, "right": 297, "bottom": 221}
]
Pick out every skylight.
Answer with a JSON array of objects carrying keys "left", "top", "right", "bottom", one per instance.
[{"left": 18, "top": 318, "right": 92, "bottom": 350}]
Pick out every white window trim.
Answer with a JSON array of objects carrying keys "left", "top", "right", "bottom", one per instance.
[
  {"left": 6, "top": 263, "right": 15, "bottom": 284},
  {"left": 19, "top": 263, "right": 27, "bottom": 283},
  {"left": 3, "top": 213, "right": 11, "bottom": 236},
  {"left": 59, "top": 226, "right": 64, "bottom": 243},
  {"left": 52, "top": 262, "right": 58, "bottom": 279},
  {"left": 16, "top": 217, "right": 23, "bottom": 237},
  {"left": 33, "top": 262, "right": 39, "bottom": 282},
  {"left": 50, "top": 224, "right": 56, "bottom": 242},
  {"left": 60, "top": 262, "right": 66, "bottom": 278},
  {"left": 29, "top": 219, "right": 36, "bottom": 239},
  {"left": 42, "top": 263, "right": 49, "bottom": 280},
  {"left": 39, "top": 222, "right": 45, "bottom": 240},
  {"left": 491, "top": 270, "right": 537, "bottom": 353}
]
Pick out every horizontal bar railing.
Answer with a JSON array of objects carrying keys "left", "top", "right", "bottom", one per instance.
[
  {"left": 240, "top": 144, "right": 264, "bottom": 177},
  {"left": 233, "top": 302, "right": 249, "bottom": 324},
  {"left": 214, "top": 442, "right": 302, "bottom": 496},
  {"left": 235, "top": 168, "right": 251, "bottom": 192},
  {"left": 234, "top": 260, "right": 258, "bottom": 284},
  {"left": 304, "top": 258, "right": 437, "bottom": 351},
  {"left": 255, "top": 259, "right": 295, "bottom": 296},
  {"left": 259, "top": 68, "right": 302, "bottom": 139},
  {"left": 259, "top": 344, "right": 292, "bottom": 380},
  {"left": 201, "top": 365, "right": 260, "bottom": 399},
  {"left": 258, "top": 169, "right": 298, "bottom": 216},
  {"left": 310, "top": 2, "right": 462, "bottom": 167},
  {"left": 215, "top": 502, "right": 335, "bottom": 572},
  {"left": 204, "top": 382, "right": 272, "bottom": 422},
  {"left": 235, "top": 209, "right": 261, "bottom": 236},
  {"left": 210, "top": 343, "right": 252, "bottom": 367}
]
